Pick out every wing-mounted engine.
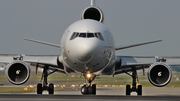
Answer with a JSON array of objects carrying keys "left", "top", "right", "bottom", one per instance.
[
  {"left": 81, "top": 6, "right": 104, "bottom": 23},
  {"left": 5, "top": 61, "right": 30, "bottom": 85},
  {"left": 147, "top": 62, "right": 172, "bottom": 87}
]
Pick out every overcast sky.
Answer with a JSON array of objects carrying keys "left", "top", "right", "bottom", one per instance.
[{"left": 0, "top": 0, "right": 180, "bottom": 56}]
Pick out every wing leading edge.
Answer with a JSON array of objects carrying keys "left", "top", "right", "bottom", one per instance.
[
  {"left": 115, "top": 40, "right": 162, "bottom": 50},
  {"left": 24, "top": 38, "right": 61, "bottom": 48}
]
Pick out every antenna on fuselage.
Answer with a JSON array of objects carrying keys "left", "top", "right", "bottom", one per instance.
[{"left": 90, "top": 0, "right": 95, "bottom": 6}]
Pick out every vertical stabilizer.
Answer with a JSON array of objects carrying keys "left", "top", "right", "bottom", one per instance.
[{"left": 90, "top": 0, "right": 95, "bottom": 6}]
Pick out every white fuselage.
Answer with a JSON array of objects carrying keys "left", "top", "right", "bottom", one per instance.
[{"left": 60, "top": 19, "right": 116, "bottom": 74}]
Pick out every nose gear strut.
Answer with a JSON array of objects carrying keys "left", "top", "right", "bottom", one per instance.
[{"left": 81, "top": 71, "right": 96, "bottom": 95}]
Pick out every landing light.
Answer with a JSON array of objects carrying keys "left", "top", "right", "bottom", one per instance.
[{"left": 86, "top": 73, "right": 92, "bottom": 78}]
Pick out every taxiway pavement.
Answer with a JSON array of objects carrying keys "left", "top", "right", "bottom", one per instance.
[
  {"left": 1, "top": 94, "right": 180, "bottom": 101},
  {"left": 1, "top": 87, "right": 180, "bottom": 101}
]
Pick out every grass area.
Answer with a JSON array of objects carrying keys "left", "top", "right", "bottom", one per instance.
[
  {"left": 0, "top": 87, "right": 36, "bottom": 93},
  {"left": 1, "top": 71, "right": 180, "bottom": 93},
  {"left": 0, "top": 87, "right": 63, "bottom": 93}
]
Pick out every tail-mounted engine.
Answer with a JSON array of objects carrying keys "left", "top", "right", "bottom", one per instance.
[
  {"left": 5, "top": 61, "right": 30, "bottom": 85},
  {"left": 81, "top": 6, "right": 104, "bottom": 23},
  {"left": 147, "top": 62, "right": 172, "bottom": 87}
]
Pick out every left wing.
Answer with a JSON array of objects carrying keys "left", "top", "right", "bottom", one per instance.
[
  {"left": 115, "top": 40, "right": 162, "bottom": 50},
  {"left": 114, "top": 56, "right": 156, "bottom": 74},
  {"left": 115, "top": 56, "right": 180, "bottom": 74},
  {"left": 114, "top": 55, "right": 180, "bottom": 87}
]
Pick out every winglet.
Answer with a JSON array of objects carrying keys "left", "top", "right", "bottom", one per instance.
[
  {"left": 24, "top": 38, "right": 61, "bottom": 48},
  {"left": 115, "top": 40, "right": 162, "bottom": 50}
]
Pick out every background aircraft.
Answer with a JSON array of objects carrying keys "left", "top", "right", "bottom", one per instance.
[{"left": 0, "top": 0, "right": 180, "bottom": 96}]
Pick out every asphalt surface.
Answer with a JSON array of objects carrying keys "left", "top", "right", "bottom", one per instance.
[
  {"left": 0, "top": 94, "right": 180, "bottom": 101},
  {"left": 1, "top": 87, "right": 180, "bottom": 101}
]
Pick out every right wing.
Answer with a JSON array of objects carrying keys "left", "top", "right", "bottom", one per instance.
[
  {"left": 0, "top": 54, "right": 66, "bottom": 73},
  {"left": 24, "top": 38, "right": 61, "bottom": 48},
  {"left": 0, "top": 54, "right": 73, "bottom": 85}
]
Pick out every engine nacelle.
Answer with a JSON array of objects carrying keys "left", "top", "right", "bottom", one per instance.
[
  {"left": 5, "top": 61, "right": 30, "bottom": 85},
  {"left": 81, "top": 6, "right": 104, "bottom": 23},
  {"left": 147, "top": 62, "right": 172, "bottom": 87}
]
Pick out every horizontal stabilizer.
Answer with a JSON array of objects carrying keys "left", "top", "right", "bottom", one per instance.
[
  {"left": 24, "top": 38, "right": 61, "bottom": 48},
  {"left": 115, "top": 40, "right": 162, "bottom": 50}
]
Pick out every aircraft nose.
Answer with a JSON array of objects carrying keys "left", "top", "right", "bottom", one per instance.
[{"left": 75, "top": 41, "right": 97, "bottom": 62}]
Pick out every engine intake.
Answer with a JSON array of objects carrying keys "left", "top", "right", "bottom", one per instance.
[
  {"left": 5, "top": 61, "right": 30, "bottom": 85},
  {"left": 81, "top": 6, "right": 104, "bottom": 23},
  {"left": 147, "top": 62, "right": 172, "bottom": 87}
]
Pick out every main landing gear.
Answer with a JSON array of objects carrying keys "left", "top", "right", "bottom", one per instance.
[
  {"left": 36, "top": 66, "right": 56, "bottom": 94},
  {"left": 81, "top": 72, "right": 96, "bottom": 95},
  {"left": 125, "top": 68, "right": 142, "bottom": 96}
]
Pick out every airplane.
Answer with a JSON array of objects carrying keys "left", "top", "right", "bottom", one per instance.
[{"left": 0, "top": 0, "right": 180, "bottom": 95}]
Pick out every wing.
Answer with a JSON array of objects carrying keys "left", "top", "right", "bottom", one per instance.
[
  {"left": 0, "top": 54, "right": 77, "bottom": 85},
  {"left": 115, "top": 40, "right": 162, "bottom": 50},
  {"left": 24, "top": 38, "right": 61, "bottom": 48},
  {"left": 0, "top": 54, "right": 66, "bottom": 73},
  {"left": 114, "top": 55, "right": 180, "bottom": 88},
  {"left": 114, "top": 56, "right": 155, "bottom": 75},
  {"left": 24, "top": 55, "right": 65, "bottom": 72},
  {"left": 114, "top": 56, "right": 180, "bottom": 74}
]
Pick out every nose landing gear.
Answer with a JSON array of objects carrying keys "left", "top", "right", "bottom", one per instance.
[
  {"left": 81, "top": 84, "right": 96, "bottom": 95},
  {"left": 81, "top": 72, "right": 96, "bottom": 95}
]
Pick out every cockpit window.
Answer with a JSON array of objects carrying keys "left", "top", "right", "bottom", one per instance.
[
  {"left": 87, "top": 33, "right": 94, "bottom": 38},
  {"left": 70, "top": 32, "right": 104, "bottom": 41},
  {"left": 94, "top": 32, "right": 104, "bottom": 40},
  {"left": 70, "top": 32, "right": 79, "bottom": 40},
  {"left": 79, "top": 33, "right": 86, "bottom": 38}
]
